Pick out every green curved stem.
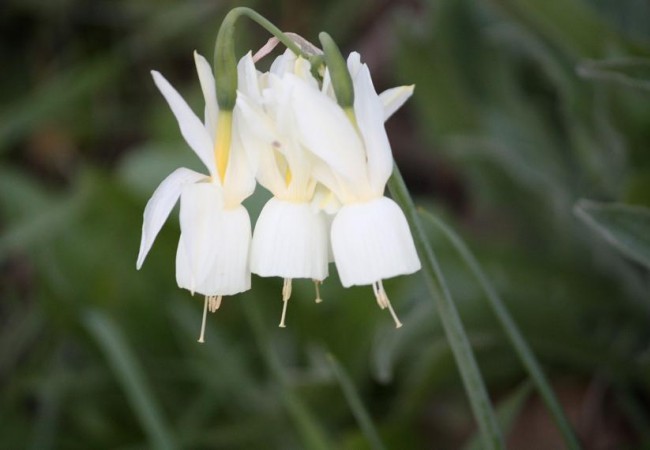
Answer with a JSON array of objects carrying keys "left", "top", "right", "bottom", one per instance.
[
  {"left": 387, "top": 167, "right": 505, "bottom": 450},
  {"left": 419, "top": 209, "right": 582, "bottom": 450},
  {"left": 213, "top": 7, "right": 319, "bottom": 110}
]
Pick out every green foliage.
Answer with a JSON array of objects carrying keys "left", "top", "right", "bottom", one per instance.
[
  {"left": 575, "top": 200, "right": 650, "bottom": 269},
  {"left": 2, "top": 0, "right": 650, "bottom": 448}
]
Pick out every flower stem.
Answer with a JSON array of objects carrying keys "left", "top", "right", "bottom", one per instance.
[
  {"left": 213, "top": 7, "right": 319, "bottom": 110},
  {"left": 419, "top": 209, "right": 582, "bottom": 450},
  {"left": 387, "top": 167, "right": 505, "bottom": 450}
]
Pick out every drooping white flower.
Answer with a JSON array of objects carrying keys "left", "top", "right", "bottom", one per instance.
[
  {"left": 288, "top": 52, "right": 420, "bottom": 327},
  {"left": 237, "top": 50, "right": 329, "bottom": 327},
  {"left": 136, "top": 52, "right": 255, "bottom": 341}
]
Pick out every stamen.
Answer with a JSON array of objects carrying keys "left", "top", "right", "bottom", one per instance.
[
  {"left": 198, "top": 296, "right": 209, "bottom": 343},
  {"left": 314, "top": 280, "right": 323, "bottom": 304},
  {"left": 372, "top": 281, "right": 387, "bottom": 309},
  {"left": 208, "top": 295, "right": 222, "bottom": 313},
  {"left": 279, "top": 278, "right": 292, "bottom": 328},
  {"left": 376, "top": 280, "right": 403, "bottom": 328}
]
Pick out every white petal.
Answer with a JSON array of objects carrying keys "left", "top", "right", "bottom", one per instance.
[
  {"left": 311, "top": 183, "right": 341, "bottom": 215},
  {"left": 237, "top": 51, "right": 262, "bottom": 102},
  {"left": 222, "top": 111, "right": 257, "bottom": 207},
  {"left": 151, "top": 71, "right": 216, "bottom": 176},
  {"left": 380, "top": 85, "right": 414, "bottom": 121},
  {"left": 251, "top": 198, "right": 329, "bottom": 280},
  {"left": 193, "top": 52, "right": 219, "bottom": 138},
  {"left": 178, "top": 182, "right": 224, "bottom": 293},
  {"left": 321, "top": 68, "right": 334, "bottom": 98},
  {"left": 353, "top": 64, "right": 394, "bottom": 195},
  {"left": 136, "top": 168, "right": 206, "bottom": 270},
  {"left": 235, "top": 93, "right": 286, "bottom": 194},
  {"left": 346, "top": 52, "right": 363, "bottom": 79},
  {"left": 270, "top": 48, "right": 296, "bottom": 75},
  {"left": 176, "top": 205, "right": 251, "bottom": 296},
  {"left": 175, "top": 234, "right": 193, "bottom": 291},
  {"left": 290, "top": 75, "right": 368, "bottom": 186},
  {"left": 196, "top": 206, "right": 252, "bottom": 295},
  {"left": 292, "top": 57, "right": 319, "bottom": 88},
  {"left": 331, "top": 197, "right": 420, "bottom": 287}
]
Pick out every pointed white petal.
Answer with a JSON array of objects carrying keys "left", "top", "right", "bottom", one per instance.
[
  {"left": 321, "top": 68, "right": 334, "bottom": 97},
  {"left": 270, "top": 48, "right": 296, "bottom": 75},
  {"left": 290, "top": 76, "right": 368, "bottom": 186},
  {"left": 380, "top": 85, "right": 414, "bottom": 121},
  {"left": 235, "top": 93, "right": 286, "bottom": 194},
  {"left": 353, "top": 64, "right": 394, "bottom": 195},
  {"left": 346, "top": 52, "right": 363, "bottom": 79},
  {"left": 136, "top": 168, "right": 206, "bottom": 270},
  {"left": 292, "top": 57, "right": 319, "bottom": 88},
  {"left": 193, "top": 51, "right": 219, "bottom": 138},
  {"left": 222, "top": 111, "right": 257, "bottom": 207},
  {"left": 331, "top": 197, "right": 421, "bottom": 287},
  {"left": 151, "top": 70, "right": 216, "bottom": 176},
  {"left": 237, "top": 51, "right": 262, "bottom": 101},
  {"left": 251, "top": 198, "right": 329, "bottom": 280}
]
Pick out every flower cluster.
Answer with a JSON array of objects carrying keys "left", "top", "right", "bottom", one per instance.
[{"left": 137, "top": 46, "right": 421, "bottom": 341}]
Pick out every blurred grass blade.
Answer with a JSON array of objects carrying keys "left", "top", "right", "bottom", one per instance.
[
  {"left": 575, "top": 200, "right": 650, "bottom": 269},
  {"left": 419, "top": 209, "right": 581, "bottom": 450},
  {"left": 241, "top": 298, "right": 331, "bottom": 450},
  {"left": 0, "top": 57, "right": 121, "bottom": 153},
  {"left": 489, "top": 0, "right": 623, "bottom": 57},
  {"left": 577, "top": 58, "right": 650, "bottom": 92},
  {"left": 463, "top": 381, "right": 533, "bottom": 450},
  {"left": 84, "top": 310, "right": 176, "bottom": 450},
  {"left": 0, "top": 187, "right": 88, "bottom": 262},
  {"left": 327, "top": 353, "right": 386, "bottom": 450},
  {"left": 387, "top": 167, "right": 505, "bottom": 450}
]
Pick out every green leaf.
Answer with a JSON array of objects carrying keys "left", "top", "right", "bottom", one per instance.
[
  {"left": 327, "top": 353, "right": 386, "bottom": 450},
  {"left": 0, "top": 186, "right": 89, "bottom": 262},
  {"left": 387, "top": 167, "right": 505, "bottom": 450},
  {"left": 575, "top": 199, "right": 650, "bottom": 269},
  {"left": 241, "top": 298, "right": 332, "bottom": 450},
  {"left": 419, "top": 210, "right": 581, "bottom": 449},
  {"left": 577, "top": 58, "right": 650, "bottom": 92},
  {"left": 463, "top": 381, "right": 533, "bottom": 450},
  {"left": 83, "top": 310, "right": 176, "bottom": 450}
]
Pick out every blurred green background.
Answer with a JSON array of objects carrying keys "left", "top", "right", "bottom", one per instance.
[{"left": 2, "top": 0, "right": 650, "bottom": 448}]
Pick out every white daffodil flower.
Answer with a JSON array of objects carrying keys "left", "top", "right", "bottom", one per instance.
[
  {"left": 289, "top": 52, "right": 421, "bottom": 327},
  {"left": 238, "top": 50, "right": 329, "bottom": 327},
  {"left": 137, "top": 52, "right": 255, "bottom": 342}
]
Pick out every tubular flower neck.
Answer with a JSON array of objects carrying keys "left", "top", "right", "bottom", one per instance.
[{"left": 214, "top": 110, "right": 233, "bottom": 183}]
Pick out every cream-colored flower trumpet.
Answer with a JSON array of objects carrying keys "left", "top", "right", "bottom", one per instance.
[
  {"left": 136, "top": 52, "right": 255, "bottom": 342},
  {"left": 289, "top": 52, "right": 421, "bottom": 327},
  {"left": 238, "top": 50, "right": 329, "bottom": 327}
]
